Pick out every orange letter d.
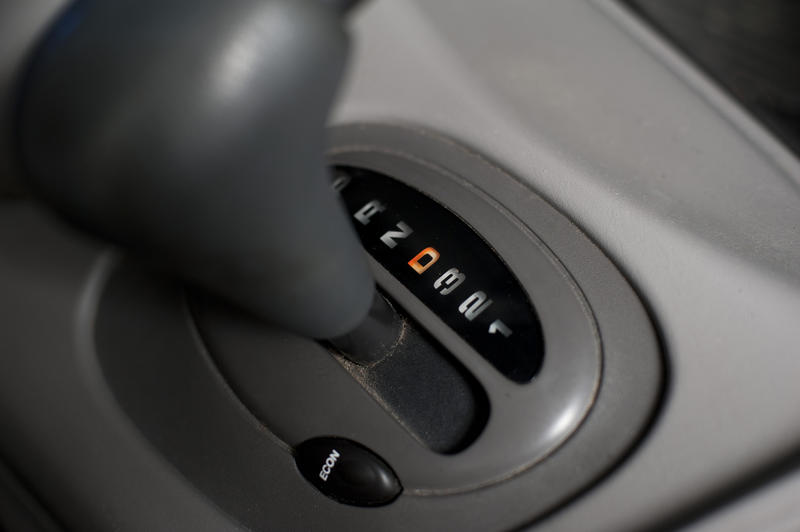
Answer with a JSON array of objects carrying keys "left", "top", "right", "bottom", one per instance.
[{"left": 408, "top": 247, "right": 440, "bottom": 274}]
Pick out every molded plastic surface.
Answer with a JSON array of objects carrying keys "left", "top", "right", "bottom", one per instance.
[
  {"left": 0, "top": 206, "right": 245, "bottom": 532},
  {"left": 16, "top": 0, "right": 373, "bottom": 339},
  {"left": 3, "top": 0, "right": 790, "bottom": 530},
  {"left": 84, "top": 120, "right": 660, "bottom": 529},
  {"left": 334, "top": 1, "right": 800, "bottom": 529},
  {"left": 0, "top": 0, "right": 68, "bottom": 196},
  {"left": 0, "top": 128, "right": 660, "bottom": 531}
]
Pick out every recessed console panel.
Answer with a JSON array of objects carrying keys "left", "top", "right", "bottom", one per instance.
[{"left": 94, "top": 123, "right": 663, "bottom": 530}]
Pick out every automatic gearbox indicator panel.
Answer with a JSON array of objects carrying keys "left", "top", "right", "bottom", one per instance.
[{"left": 334, "top": 166, "right": 544, "bottom": 382}]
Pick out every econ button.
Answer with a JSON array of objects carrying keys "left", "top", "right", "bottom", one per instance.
[{"left": 295, "top": 437, "right": 402, "bottom": 506}]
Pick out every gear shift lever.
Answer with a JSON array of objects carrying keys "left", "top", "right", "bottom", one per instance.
[{"left": 16, "top": 0, "right": 382, "bottom": 345}]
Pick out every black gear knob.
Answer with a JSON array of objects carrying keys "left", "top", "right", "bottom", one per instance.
[{"left": 16, "top": 0, "right": 374, "bottom": 339}]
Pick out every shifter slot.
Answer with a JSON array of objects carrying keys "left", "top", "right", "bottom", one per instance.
[{"left": 330, "top": 295, "right": 489, "bottom": 454}]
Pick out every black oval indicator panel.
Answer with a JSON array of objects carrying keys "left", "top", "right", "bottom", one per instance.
[
  {"left": 334, "top": 166, "right": 544, "bottom": 383},
  {"left": 295, "top": 437, "right": 402, "bottom": 506}
]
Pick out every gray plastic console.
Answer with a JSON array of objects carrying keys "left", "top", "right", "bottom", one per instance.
[
  {"left": 93, "top": 124, "right": 661, "bottom": 529},
  {"left": 0, "top": 123, "right": 660, "bottom": 531},
  {"left": 333, "top": 1, "right": 800, "bottom": 530},
  {"left": 3, "top": 0, "right": 799, "bottom": 530}
]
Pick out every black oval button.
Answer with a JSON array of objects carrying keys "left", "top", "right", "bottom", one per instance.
[{"left": 295, "top": 437, "right": 402, "bottom": 506}]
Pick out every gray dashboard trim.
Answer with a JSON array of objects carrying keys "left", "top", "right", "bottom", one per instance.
[{"left": 334, "top": 1, "right": 800, "bottom": 530}]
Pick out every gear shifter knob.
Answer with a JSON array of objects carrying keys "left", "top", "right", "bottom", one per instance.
[{"left": 16, "top": 0, "right": 373, "bottom": 338}]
